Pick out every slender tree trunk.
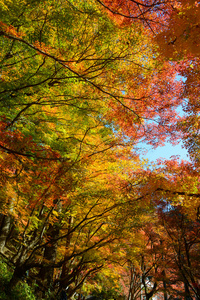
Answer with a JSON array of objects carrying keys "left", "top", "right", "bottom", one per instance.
[
  {"left": 59, "top": 216, "right": 73, "bottom": 290},
  {"left": 0, "top": 215, "right": 11, "bottom": 252},
  {"left": 162, "top": 270, "right": 168, "bottom": 300},
  {"left": 128, "top": 271, "right": 134, "bottom": 300},
  {"left": 163, "top": 279, "right": 168, "bottom": 300},
  {"left": 184, "top": 282, "right": 192, "bottom": 300}
]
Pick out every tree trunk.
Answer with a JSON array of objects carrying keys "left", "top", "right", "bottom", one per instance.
[
  {"left": 0, "top": 214, "right": 11, "bottom": 252},
  {"left": 163, "top": 280, "right": 168, "bottom": 300},
  {"left": 8, "top": 263, "right": 27, "bottom": 289},
  {"left": 38, "top": 222, "right": 60, "bottom": 288},
  {"left": 184, "top": 282, "right": 192, "bottom": 300},
  {"left": 59, "top": 216, "right": 73, "bottom": 290},
  {"left": 162, "top": 270, "right": 168, "bottom": 300}
]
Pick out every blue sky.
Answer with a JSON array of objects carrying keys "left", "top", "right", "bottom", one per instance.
[
  {"left": 141, "top": 141, "right": 189, "bottom": 162},
  {"left": 142, "top": 74, "right": 189, "bottom": 162}
]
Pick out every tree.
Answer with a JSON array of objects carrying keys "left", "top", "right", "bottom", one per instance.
[
  {"left": 95, "top": 0, "right": 174, "bottom": 31},
  {"left": 158, "top": 204, "right": 200, "bottom": 300},
  {"left": 1, "top": 0, "right": 200, "bottom": 299},
  {"left": 95, "top": 0, "right": 200, "bottom": 162},
  {"left": 155, "top": 1, "right": 200, "bottom": 60}
]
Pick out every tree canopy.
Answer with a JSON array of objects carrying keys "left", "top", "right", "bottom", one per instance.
[{"left": 0, "top": 0, "right": 200, "bottom": 299}]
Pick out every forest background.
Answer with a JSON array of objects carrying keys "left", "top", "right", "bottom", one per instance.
[{"left": 0, "top": 0, "right": 200, "bottom": 299}]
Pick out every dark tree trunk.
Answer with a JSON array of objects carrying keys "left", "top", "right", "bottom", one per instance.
[
  {"left": 184, "top": 282, "right": 193, "bottom": 300},
  {"left": 8, "top": 263, "right": 27, "bottom": 289},
  {"left": 38, "top": 222, "right": 60, "bottom": 287},
  {"left": 162, "top": 270, "right": 168, "bottom": 300},
  {"left": 59, "top": 217, "right": 73, "bottom": 290}
]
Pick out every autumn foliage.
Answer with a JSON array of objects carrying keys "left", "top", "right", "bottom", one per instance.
[{"left": 0, "top": 0, "right": 200, "bottom": 299}]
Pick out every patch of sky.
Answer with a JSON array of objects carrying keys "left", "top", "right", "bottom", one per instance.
[
  {"left": 140, "top": 74, "right": 189, "bottom": 162},
  {"left": 140, "top": 141, "right": 189, "bottom": 162}
]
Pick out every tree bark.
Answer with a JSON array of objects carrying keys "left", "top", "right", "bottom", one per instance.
[
  {"left": 8, "top": 263, "right": 27, "bottom": 289},
  {"left": 0, "top": 215, "right": 11, "bottom": 253},
  {"left": 38, "top": 221, "right": 61, "bottom": 288}
]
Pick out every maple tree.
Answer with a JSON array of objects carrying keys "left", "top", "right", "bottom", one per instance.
[
  {"left": 155, "top": 1, "right": 200, "bottom": 60},
  {"left": 95, "top": 0, "right": 200, "bottom": 158},
  {"left": 94, "top": 1, "right": 200, "bottom": 299},
  {"left": 119, "top": 203, "right": 200, "bottom": 300},
  {"left": 158, "top": 205, "right": 200, "bottom": 299},
  {"left": 1, "top": 0, "right": 200, "bottom": 299}
]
